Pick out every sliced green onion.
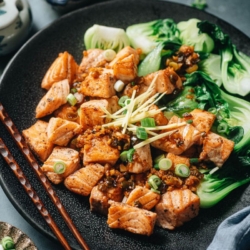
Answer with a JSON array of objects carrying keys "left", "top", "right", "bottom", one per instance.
[
  {"left": 70, "top": 88, "right": 77, "bottom": 93},
  {"left": 208, "top": 107, "right": 217, "bottom": 115},
  {"left": 150, "top": 188, "right": 160, "bottom": 194},
  {"left": 190, "top": 158, "right": 199, "bottom": 164},
  {"left": 127, "top": 148, "right": 135, "bottom": 162},
  {"left": 175, "top": 164, "right": 190, "bottom": 177},
  {"left": 120, "top": 151, "right": 128, "bottom": 162},
  {"left": 186, "top": 119, "right": 193, "bottom": 124},
  {"left": 148, "top": 175, "right": 162, "bottom": 190},
  {"left": 53, "top": 161, "right": 66, "bottom": 174},
  {"left": 136, "top": 127, "right": 148, "bottom": 140},
  {"left": 163, "top": 111, "right": 175, "bottom": 120},
  {"left": 154, "top": 163, "right": 160, "bottom": 170},
  {"left": 124, "top": 98, "right": 131, "bottom": 106},
  {"left": 103, "top": 49, "right": 116, "bottom": 61},
  {"left": 1, "top": 236, "right": 15, "bottom": 250},
  {"left": 217, "top": 121, "right": 229, "bottom": 134},
  {"left": 154, "top": 154, "right": 165, "bottom": 164},
  {"left": 114, "top": 80, "right": 125, "bottom": 92},
  {"left": 118, "top": 96, "right": 129, "bottom": 107},
  {"left": 217, "top": 110, "right": 228, "bottom": 121},
  {"left": 158, "top": 158, "right": 172, "bottom": 170},
  {"left": 67, "top": 93, "right": 78, "bottom": 106},
  {"left": 141, "top": 117, "right": 156, "bottom": 127}
]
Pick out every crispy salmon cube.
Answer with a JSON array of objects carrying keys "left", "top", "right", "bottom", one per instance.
[
  {"left": 155, "top": 189, "right": 200, "bottom": 230},
  {"left": 83, "top": 135, "right": 120, "bottom": 165},
  {"left": 36, "top": 79, "right": 70, "bottom": 118},
  {"left": 79, "top": 68, "right": 116, "bottom": 98},
  {"left": 89, "top": 185, "right": 123, "bottom": 215},
  {"left": 112, "top": 54, "right": 138, "bottom": 82},
  {"left": 190, "top": 109, "right": 216, "bottom": 133},
  {"left": 149, "top": 104, "right": 168, "bottom": 126},
  {"left": 107, "top": 201, "right": 157, "bottom": 236},
  {"left": 64, "top": 163, "right": 104, "bottom": 196},
  {"left": 127, "top": 144, "right": 153, "bottom": 173},
  {"left": 126, "top": 186, "right": 161, "bottom": 210},
  {"left": 138, "top": 67, "right": 182, "bottom": 96},
  {"left": 199, "top": 132, "right": 234, "bottom": 167},
  {"left": 151, "top": 120, "right": 200, "bottom": 155},
  {"left": 22, "top": 120, "right": 54, "bottom": 162},
  {"left": 41, "top": 51, "right": 79, "bottom": 90},
  {"left": 79, "top": 49, "right": 107, "bottom": 73},
  {"left": 47, "top": 117, "right": 82, "bottom": 146},
  {"left": 41, "top": 146, "right": 80, "bottom": 184},
  {"left": 79, "top": 96, "right": 120, "bottom": 131}
]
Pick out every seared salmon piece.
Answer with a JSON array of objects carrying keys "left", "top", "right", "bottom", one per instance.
[
  {"left": 149, "top": 104, "right": 168, "bottom": 126},
  {"left": 36, "top": 79, "right": 69, "bottom": 118},
  {"left": 79, "top": 49, "right": 107, "bottom": 73},
  {"left": 151, "top": 118, "right": 200, "bottom": 155},
  {"left": 41, "top": 51, "right": 79, "bottom": 90},
  {"left": 199, "top": 132, "right": 234, "bottom": 167},
  {"left": 107, "top": 201, "right": 157, "bottom": 236},
  {"left": 137, "top": 67, "right": 182, "bottom": 96},
  {"left": 22, "top": 120, "right": 53, "bottom": 162},
  {"left": 79, "top": 96, "right": 120, "bottom": 131},
  {"left": 155, "top": 189, "right": 200, "bottom": 230},
  {"left": 109, "top": 46, "right": 140, "bottom": 68},
  {"left": 41, "top": 146, "right": 80, "bottom": 184},
  {"left": 79, "top": 68, "right": 116, "bottom": 98},
  {"left": 109, "top": 46, "right": 140, "bottom": 82},
  {"left": 47, "top": 117, "right": 82, "bottom": 146},
  {"left": 166, "top": 153, "right": 190, "bottom": 170},
  {"left": 83, "top": 135, "right": 120, "bottom": 166},
  {"left": 89, "top": 185, "right": 123, "bottom": 215},
  {"left": 64, "top": 163, "right": 104, "bottom": 196},
  {"left": 127, "top": 144, "right": 153, "bottom": 173},
  {"left": 190, "top": 109, "right": 216, "bottom": 133},
  {"left": 54, "top": 103, "right": 80, "bottom": 123},
  {"left": 126, "top": 186, "right": 161, "bottom": 210}
]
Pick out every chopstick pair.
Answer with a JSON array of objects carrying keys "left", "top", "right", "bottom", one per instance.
[
  {"left": 0, "top": 138, "right": 72, "bottom": 250},
  {"left": 0, "top": 102, "right": 89, "bottom": 250}
]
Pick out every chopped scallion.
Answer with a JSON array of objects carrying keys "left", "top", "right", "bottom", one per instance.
[
  {"left": 120, "top": 151, "right": 128, "bottom": 162},
  {"left": 1, "top": 236, "right": 15, "bottom": 250},
  {"left": 208, "top": 107, "right": 217, "bottom": 115},
  {"left": 154, "top": 163, "right": 160, "bottom": 170},
  {"left": 103, "top": 49, "right": 116, "bottom": 61},
  {"left": 127, "top": 148, "right": 135, "bottom": 162},
  {"left": 190, "top": 158, "right": 199, "bottom": 164},
  {"left": 154, "top": 154, "right": 165, "bottom": 164},
  {"left": 217, "top": 121, "right": 229, "bottom": 134},
  {"left": 53, "top": 161, "right": 66, "bottom": 174},
  {"left": 175, "top": 164, "right": 190, "bottom": 177},
  {"left": 186, "top": 119, "right": 193, "bottom": 124},
  {"left": 136, "top": 127, "right": 148, "bottom": 140},
  {"left": 118, "top": 96, "right": 129, "bottom": 107},
  {"left": 141, "top": 117, "right": 156, "bottom": 127},
  {"left": 114, "top": 80, "right": 125, "bottom": 92},
  {"left": 67, "top": 93, "right": 77, "bottom": 106},
  {"left": 70, "top": 88, "right": 77, "bottom": 93},
  {"left": 150, "top": 188, "right": 160, "bottom": 194},
  {"left": 159, "top": 158, "right": 172, "bottom": 170},
  {"left": 148, "top": 175, "right": 161, "bottom": 190}
]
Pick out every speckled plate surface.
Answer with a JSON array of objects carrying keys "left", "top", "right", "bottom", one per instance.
[
  {"left": 0, "top": 222, "right": 37, "bottom": 250},
  {"left": 0, "top": 0, "right": 250, "bottom": 249}
]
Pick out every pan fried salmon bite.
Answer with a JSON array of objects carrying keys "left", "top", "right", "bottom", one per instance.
[{"left": 22, "top": 23, "right": 240, "bottom": 237}]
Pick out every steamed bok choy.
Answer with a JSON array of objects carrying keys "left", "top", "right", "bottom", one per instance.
[
  {"left": 126, "top": 18, "right": 180, "bottom": 55},
  {"left": 84, "top": 24, "right": 130, "bottom": 52},
  {"left": 197, "top": 20, "right": 250, "bottom": 96}
]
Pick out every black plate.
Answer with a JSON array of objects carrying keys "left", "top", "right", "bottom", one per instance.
[{"left": 1, "top": 0, "right": 250, "bottom": 249}]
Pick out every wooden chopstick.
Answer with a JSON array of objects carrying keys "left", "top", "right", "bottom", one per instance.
[
  {"left": 0, "top": 138, "right": 72, "bottom": 250},
  {"left": 0, "top": 102, "right": 90, "bottom": 250}
]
